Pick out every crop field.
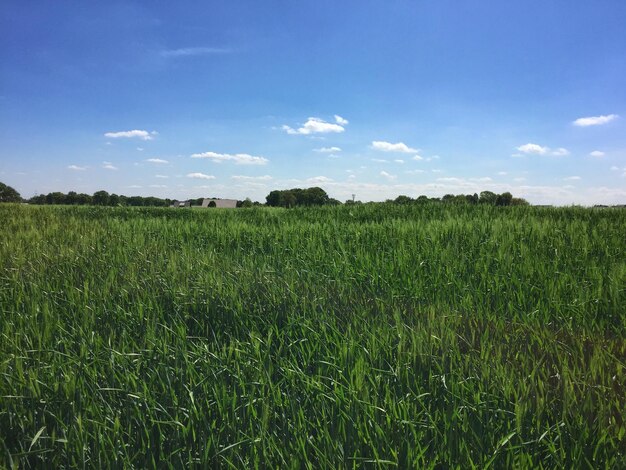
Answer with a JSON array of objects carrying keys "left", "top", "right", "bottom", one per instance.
[{"left": 0, "top": 203, "right": 625, "bottom": 468}]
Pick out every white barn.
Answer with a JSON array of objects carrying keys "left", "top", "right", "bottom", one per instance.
[{"left": 201, "top": 198, "right": 238, "bottom": 208}]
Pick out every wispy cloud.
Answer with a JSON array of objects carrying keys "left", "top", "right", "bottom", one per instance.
[
  {"left": 191, "top": 151, "right": 268, "bottom": 165},
  {"left": 231, "top": 175, "right": 273, "bottom": 181},
  {"left": 573, "top": 114, "right": 618, "bottom": 127},
  {"left": 590, "top": 150, "right": 605, "bottom": 157},
  {"left": 187, "top": 172, "right": 215, "bottom": 180},
  {"left": 102, "top": 161, "right": 118, "bottom": 170},
  {"left": 394, "top": 159, "right": 405, "bottom": 164},
  {"left": 334, "top": 115, "right": 349, "bottom": 125},
  {"left": 314, "top": 146, "right": 342, "bottom": 153},
  {"left": 307, "top": 176, "right": 333, "bottom": 184},
  {"left": 67, "top": 165, "right": 87, "bottom": 171},
  {"left": 380, "top": 170, "right": 397, "bottom": 181},
  {"left": 516, "top": 143, "right": 569, "bottom": 156},
  {"left": 564, "top": 176, "right": 582, "bottom": 181},
  {"left": 551, "top": 148, "right": 570, "bottom": 156},
  {"left": 105, "top": 130, "right": 158, "bottom": 141},
  {"left": 155, "top": 174, "right": 169, "bottom": 179},
  {"left": 145, "top": 158, "right": 169, "bottom": 164},
  {"left": 371, "top": 141, "right": 419, "bottom": 153},
  {"left": 160, "top": 47, "right": 231, "bottom": 58},
  {"left": 282, "top": 116, "right": 347, "bottom": 135}
]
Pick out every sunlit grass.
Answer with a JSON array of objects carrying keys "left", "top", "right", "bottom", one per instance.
[{"left": 1, "top": 203, "right": 624, "bottom": 467}]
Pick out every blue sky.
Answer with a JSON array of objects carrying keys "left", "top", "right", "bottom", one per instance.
[{"left": 1, "top": 1, "right": 625, "bottom": 204}]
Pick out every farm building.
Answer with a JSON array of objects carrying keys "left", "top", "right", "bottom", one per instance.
[
  {"left": 170, "top": 200, "right": 191, "bottom": 208},
  {"left": 201, "top": 198, "right": 238, "bottom": 208}
]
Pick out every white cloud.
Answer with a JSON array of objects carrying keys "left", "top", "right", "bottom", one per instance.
[
  {"left": 516, "top": 143, "right": 549, "bottom": 155},
  {"left": 191, "top": 151, "right": 268, "bottom": 165},
  {"left": 380, "top": 170, "right": 397, "bottom": 181},
  {"left": 564, "top": 176, "right": 582, "bottom": 181},
  {"left": 516, "top": 143, "right": 569, "bottom": 156},
  {"left": 551, "top": 148, "right": 570, "bottom": 156},
  {"left": 328, "top": 154, "right": 340, "bottom": 159},
  {"left": 282, "top": 117, "right": 346, "bottom": 135},
  {"left": 231, "top": 175, "right": 273, "bottom": 181},
  {"left": 405, "top": 169, "right": 425, "bottom": 175},
  {"left": 514, "top": 177, "right": 527, "bottom": 182},
  {"left": 137, "top": 147, "right": 144, "bottom": 152},
  {"left": 334, "top": 115, "right": 349, "bottom": 125},
  {"left": 314, "top": 146, "right": 342, "bottom": 153},
  {"left": 498, "top": 171, "right": 508, "bottom": 176},
  {"left": 186, "top": 172, "right": 215, "bottom": 180},
  {"left": 102, "top": 161, "right": 118, "bottom": 170},
  {"left": 307, "top": 176, "right": 333, "bottom": 184},
  {"left": 371, "top": 158, "right": 388, "bottom": 163},
  {"left": 149, "top": 184, "right": 168, "bottom": 188},
  {"left": 128, "top": 185, "right": 142, "bottom": 189},
  {"left": 372, "top": 141, "right": 419, "bottom": 153},
  {"left": 610, "top": 166, "right": 620, "bottom": 171},
  {"left": 412, "top": 155, "right": 424, "bottom": 161},
  {"left": 67, "top": 165, "right": 86, "bottom": 171},
  {"left": 590, "top": 150, "right": 605, "bottom": 157},
  {"left": 394, "top": 159, "right": 405, "bottom": 164},
  {"left": 573, "top": 114, "right": 618, "bottom": 127},
  {"left": 155, "top": 174, "right": 169, "bottom": 179},
  {"left": 145, "top": 158, "right": 169, "bottom": 164},
  {"left": 104, "top": 130, "right": 157, "bottom": 141},
  {"left": 160, "top": 47, "right": 231, "bottom": 57}
]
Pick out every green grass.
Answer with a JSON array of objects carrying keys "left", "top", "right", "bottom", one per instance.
[{"left": 1, "top": 203, "right": 624, "bottom": 468}]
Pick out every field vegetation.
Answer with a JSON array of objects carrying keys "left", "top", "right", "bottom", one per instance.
[{"left": 0, "top": 203, "right": 624, "bottom": 467}]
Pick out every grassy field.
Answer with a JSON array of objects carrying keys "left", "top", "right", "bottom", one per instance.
[{"left": 1, "top": 203, "right": 625, "bottom": 468}]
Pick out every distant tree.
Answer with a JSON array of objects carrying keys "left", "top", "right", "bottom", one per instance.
[
  {"left": 76, "top": 193, "right": 92, "bottom": 205},
  {"left": 239, "top": 198, "right": 253, "bottom": 208},
  {"left": 0, "top": 182, "right": 21, "bottom": 202},
  {"left": 479, "top": 191, "right": 497, "bottom": 205},
  {"left": 416, "top": 195, "right": 430, "bottom": 204},
  {"left": 281, "top": 191, "right": 297, "bottom": 208},
  {"left": 29, "top": 194, "right": 46, "bottom": 205},
  {"left": 92, "top": 190, "right": 110, "bottom": 206},
  {"left": 511, "top": 197, "right": 529, "bottom": 206},
  {"left": 45, "top": 192, "right": 66, "bottom": 205},
  {"left": 327, "top": 198, "right": 342, "bottom": 205},
  {"left": 302, "top": 187, "right": 329, "bottom": 206},
  {"left": 465, "top": 193, "right": 479, "bottom": 204},
  {"left": 266, "top": 190, "right": 282, "bottom": 207},
  {"left": 495, "top": 192, "right": 513, "bottom": 206},
  {"left": 394, "top": 195, "right": 413, "bottom": 205},
  {"left": 109, "top": 193, "right": 120, "bottom": 206}
]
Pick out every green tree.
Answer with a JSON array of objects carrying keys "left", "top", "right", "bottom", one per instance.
[
  {"left": 266, "top": 190, "right": 282, "bottom": 207},
  {"left": 496, "top": 192, "right": 513, "bottom": 206},
  {"left": 479, "top": 191, "right": 497, "bottom": 205},
  {"left": 394, "top": 195, "right": 413, "bottom": 205},
  {"left": 0, "top": 182, "right": 21, "bottom": 202},
  {"left": 92, "top": 190, "right": 110, "bottom": 206}
]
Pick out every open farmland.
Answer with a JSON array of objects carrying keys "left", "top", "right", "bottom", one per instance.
[{"left": 0, "top": 203, "right": 625, "bottom": 468}]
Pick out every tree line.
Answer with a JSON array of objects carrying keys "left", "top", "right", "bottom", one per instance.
[
  {"left": 265, "top": 188, "right": 528, "bottom": 207},
  {"left": 2, "top": 181, "right": 529, "bottom": 207}
]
